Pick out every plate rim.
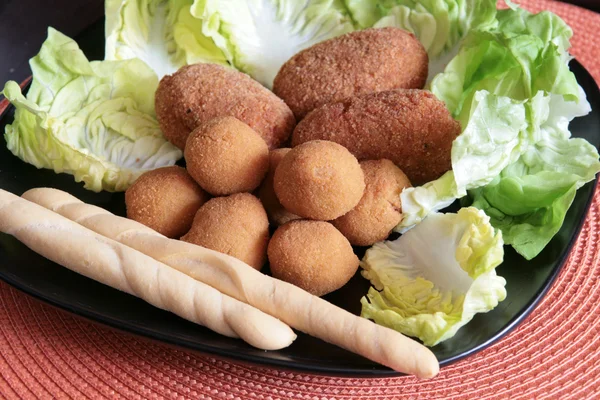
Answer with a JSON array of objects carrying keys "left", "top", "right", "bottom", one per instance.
[{"left": 0, "top": 60, "right": 598, "bottom": 377}]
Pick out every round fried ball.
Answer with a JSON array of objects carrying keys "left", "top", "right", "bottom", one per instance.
[
  {"left": 292, "top": 89, "right": 461, "bottom": 185},
  {"left": 333, "top": 159, "right": 412, "bottom": 246},
  {"left": 257, "top": 148, "right": 300, "bottom": 226},
  {"left": 185, "top": 116, "right": 269, "bottom": 196},
  {"left": 267, "top": 220, "right": 359, "bottom": 296},
  {"left": 273, "top": 140, "right": 365, "bottom": 220},
  {"left": 181, "top": 193, "right": 269, "bottom": 270},
  {"left": 155, "top": 63, "right": 296, "bottom": 150},
  {"left": 273, "top": 27, "right": 428, "bottom": 119},
  {"left": 125, "top": 166, "right": 209, "bottom": 238}
]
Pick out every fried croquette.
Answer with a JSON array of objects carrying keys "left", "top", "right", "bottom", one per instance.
[
  {"left": 257, "top": 148, "right": 300, "bottom": 226},
  {"left": 267, "top": 220, "right": 359, "bottom": 297},
  {"left": 181, "top": 193, "right": 269, "bottom": 270},
  {"left": 155, "top": 63, "right": 296, "bottom": 150},
  {"left": 125, "top": 166, "right": 209, "bottom": 238},
  {"left": 273, "top": 27, "right": 428, "bottom": 120},
  {"left": 333, "top": 160, "right": 412, "bottom": 246},
  {"left": 185, "top": 116, "right": 269, "bottom": 196},
  {"left": 273, "top": 141, "right": 365, "bottom": 221},
  {"left": 292, "top": 90, "right": 461, "bottom": 185}
]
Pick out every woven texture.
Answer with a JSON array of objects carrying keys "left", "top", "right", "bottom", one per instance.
[{"left": 1, "top": 0, "right": 600, "bottom": 398}]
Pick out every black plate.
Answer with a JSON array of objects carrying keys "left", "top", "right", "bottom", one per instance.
[{"left": 0, "top": 20, "right": 599, "bottom": 377}]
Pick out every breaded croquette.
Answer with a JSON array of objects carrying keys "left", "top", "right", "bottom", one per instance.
[
  {"left": 185, "top": 116, "right": 269, "bottom": 196},
  {"left": 125, "top": 166, "right": 209, "bottom": 238},
  {"left": 181, "top": 193, "right": 270, "bottom": 270},
  {"left": 333, "top": 160, "right": 412, "bottom": 246},
  {"left": 292, "top": 90, "right": 461, "bottom": 185},
  {"left": 267, "top": 220, "right": 359, "bottom": 297},
  {"left": 274, "top": 140, "right": 365, "bottom": 221},
  {"left": 273, "top": 28, "right": 428, "bottom": 120},
  {"left": 155, "top": 63, "right": 296, "bottom": 150},
  {"left": 257, "top": 148, "right": 300, "bottom": 226}
]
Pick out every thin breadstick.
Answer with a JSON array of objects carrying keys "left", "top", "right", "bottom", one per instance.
[
  {"left": 23, "top": 187, "right": 439, "bottom": 378},
  {"left": 0, "top": 189, "right": 296, "bottom": 350}
]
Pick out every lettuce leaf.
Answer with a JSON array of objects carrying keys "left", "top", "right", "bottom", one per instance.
[
  {"left": 362, "top": 207, "right": 506, "bottom": 346},
  {"left": 398, "top": 4, "right": 599, "bottom": 259},
  {"left": 467, "top": 91, "right": 600, "bottom": 259},
  {"left": 3, "top": 28, "right": 181, "bottom": 192},
  {"left": 191, "top": 0, "right": 356, "bottom": 88},
  {"left": 105, "top": 0, "right": 228, "bottom": 78}
]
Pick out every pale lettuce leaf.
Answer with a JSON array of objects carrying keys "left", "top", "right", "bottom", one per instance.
[
  {"left": 362, "top": 207, "right": 506, "bottom": 346},
  {"left": 105, "top": 0, "right": 228, "bottom": 78},
  {"left": 3, "top": 28, "right": 181, "bottom": 192},
  {"left": 191, "top": 0, "right": 356, "bottom": 87}
]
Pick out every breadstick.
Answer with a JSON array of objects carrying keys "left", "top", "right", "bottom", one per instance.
[
  {"left": 23, "top": 187, "right": 439, "bottom": 378},
  {"left": 0, "top": 189, "right": 296, "bottom": 350}
]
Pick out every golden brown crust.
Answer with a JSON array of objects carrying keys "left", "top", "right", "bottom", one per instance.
[
  {"left": 267, "top": 220, "right": 359, "bottom": 297},
  {"left": 292, "top": 90, "right": 461, "bottom": 185},
  {"left": 257, "top": 148, "right": 300, "bottom": 226},
  {"left": 184, "top": 116, "right": 270, "bottom": 196},
  {"left": 125, "top": 166, "right": 209, "bottom": 238},
  {"left": 181, "top": 193, "right": 270, "bottom": 270},
  {"left": 273, "top": 140, "right": 365, "bottom": 221},
  {"left": 155, "top": 63, "right": 296, "bottom": 150},
  {"left": 273, "top": 27, "right": 428, "bottom": 119},
  {"left": 333, "top": 159, "right": 412, "bottom": 246}
]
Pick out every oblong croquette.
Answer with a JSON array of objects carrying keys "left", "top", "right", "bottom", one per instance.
[
  {"left": 156, "top": 63, "right": 296, "bottom": 150},
  {"left": 292, "top": 90, "right": 461, "bottom": 185},
  {"left": 273, "top": 27, "right": 428, "bottom": 120}
]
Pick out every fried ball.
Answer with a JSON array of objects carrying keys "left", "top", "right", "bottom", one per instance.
[
  {"left": 273, "top": 27, "right": 428, "bottom": 119},
  {"left": 125, "top": 166, "right": 209, "bottom": 238},
  {"left": 267, "top": 220, "right": 359, "bottom": 296},
  {"left": 185, "top": 116, "right": 269, "bottom": 196},
  {"left": 181, "top": 193, "right": 269, "bottom": 270},
  {"left": 333, "top": 160, "right": 412, "bottom": 246},
  {"left": 292, "top": 90, "right": 461, "bottom": 185},
  {"left": 155, "top": 63, "right": 296, "bottom": 150},
  {"left": 257, "top": 148, "right": 300, "bottom": 226},
  {"left": 273, "top": 140, "right": 365, "bottom": 221}
]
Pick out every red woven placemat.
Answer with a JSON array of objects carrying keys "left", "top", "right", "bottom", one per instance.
[{"left": 1, "top": 0, "right": 600, "bottom": 398}]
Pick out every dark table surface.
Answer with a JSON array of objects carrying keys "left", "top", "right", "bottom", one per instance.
[{"left": 0, "top": 0, "right": 598, "bottom": 86}]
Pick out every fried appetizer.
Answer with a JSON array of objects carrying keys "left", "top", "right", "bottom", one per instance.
[
  {"left": 273, "top": 27, "right": 428, "bottom": 119},
  {"left": 185, "top": 116, "right": 269, "bottom": 196},
  {"left": 125, "top": 166, "right": 208, "bottom": 238},
  {"left": 155, "top": 63, "right": 296, "bottom": 150},
  {"left": 268, "top": 220, "right": 359, "bottom": 297},
  {"left": 181, "top": 193, "right": 269, "bottom": 270},
  {"left": 274, "top": 140, "right": 365, "bottom": 221},
  {"left": 333, "top": 160, "right": 412, "bottom": 246},
  {"left": 292, "top": 90, "right": 461, "bottom": 185},
  {"left": 257, "top": 148, "right": 300, "bottom": 226}
]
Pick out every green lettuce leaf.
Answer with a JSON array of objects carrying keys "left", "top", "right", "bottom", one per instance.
[
  {"left": 398, "top": 5, "right": 599, "bottom": 258},
  {"left": 191, "top": 0, "right": 356, "bottom": 87},
  {"left": 362, "top": 207, "right": 506, "bottom": 347},
  {"left": 398, "top": 90, "right": 529, "bottom": 229},
  {"left": 3, "top": 28, "right": 182, "bottom": 192},
  {"left": 467, "top": 91, "right": 600, "bottom": 259},
  {"left": 431, "top": 4, "right": 579, "bottom": 116},
  {"left": 105, "top": 0, "right": 228, "bottom": 78}
]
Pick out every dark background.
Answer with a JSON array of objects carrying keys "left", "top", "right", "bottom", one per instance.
[{"left": 0, "top": 0, "right": 598, "bottom": 86}]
